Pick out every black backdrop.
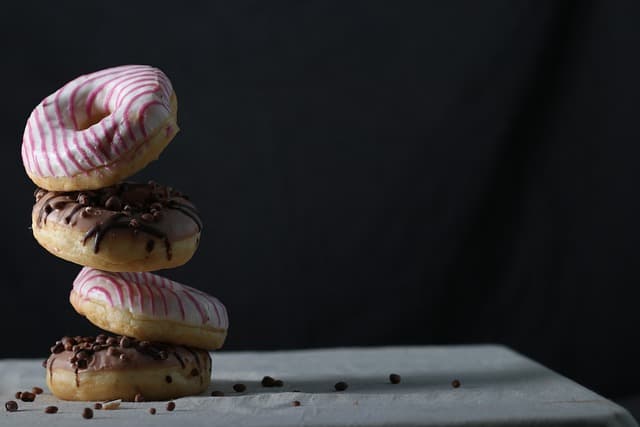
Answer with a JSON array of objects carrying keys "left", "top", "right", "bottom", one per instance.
[{"left": 1, "top": 0, "right": 639, "bottom": 411}]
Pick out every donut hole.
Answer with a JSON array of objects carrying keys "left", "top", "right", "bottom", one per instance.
[{"left": 76, "top": 110, "right": 110, "bottom": 130}]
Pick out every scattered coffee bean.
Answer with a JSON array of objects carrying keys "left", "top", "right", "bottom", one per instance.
[
  {"left": 211, "top": 390, "right": 225, "bottom": 397},
  {"left": 78, "top": 194, "right": 90, "bottom": 206},
  {"left": 451, "top": 379, "right": 461, "bottom": 388},
  {"left": 166, "top": 401, "right": 176, "bottom": 411},
  {"left": 14, "top": 392, "right": 21, "bottom": 399},
  {"left": 273, "top": 379, "right": 284, "bottom": 387},
  {"left": 44, "top": 406, "right": 58, "bottom": 414},
  {"left": 334, "top": 381, "right": 348, "bottom": 391},
  {"left": 121, "top": 336, "right": 132, "bottom": 347},
  {"left": 82, "top": 407, "right": 93, "bottom": 419},
  {"left": 5, "top": 401, "right": 18, "bottom": 412},
  {"left": 94, "top": 403, "right": 102, "bottom": 410},
  {"left": 32, "top": 386, "right": 44, "bottom": 395},
  {"left": 134, "top": 393, "right": 145, "bottom": 402},
  {"left": 105, "top": 196, "right": 122, "bottom": 211},
  {"left": 389, "top": 373, "right": 401, "bottom": 384},
  {"left": 165, "top": 375, "right": 173, "bottom": 383},
  {"left": 292, "top": 400, "right": 301, "bottom": 407},
  {"left": 233, "top": 383, "right": 247, "bottom": 393},
  {"left": 261, "top": 376, "right": 275, "bottom": 387},
  {"left": 20, "top": 392, "right": 36, "bottom": 402},
  {"left": 106, "top": 337, "right": 118, "bottom": 346},
  {"left": 149, "top": 408, "right": 156, "bottom": 415},
  {"left": 51, "top": 343, "right": 64, "bottom": 354}
]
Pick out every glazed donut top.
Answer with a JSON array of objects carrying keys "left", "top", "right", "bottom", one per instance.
[
  {"left": 21, "top": 65, "right": 175, "bottom": 179},
  {"left": 73, "top": 267, "right": 229, "bottom": 331},
  {"left": 46, "top": 334, "right": 210, "bottom": 374},
  {"left": 33, "top": 181, "right": 201, "bottom": 259}
]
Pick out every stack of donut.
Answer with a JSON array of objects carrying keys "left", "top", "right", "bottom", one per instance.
[{"left": 21, "top": 65, "right": 229, "bottom": 401}]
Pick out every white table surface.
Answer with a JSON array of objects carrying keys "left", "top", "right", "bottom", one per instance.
[{"left": 0, "top": 345, "right": 637, "bottom": 426}]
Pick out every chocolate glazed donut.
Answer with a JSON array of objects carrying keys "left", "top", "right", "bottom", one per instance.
[
  {"left": 31, "top": 181, "right": 202, "bottom": 272},
  {"left": 46, "top": 335, "right": 211, "bottom": 401}
]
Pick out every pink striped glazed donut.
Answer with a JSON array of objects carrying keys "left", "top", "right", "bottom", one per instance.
[
  {"left": 21, "top": 65, "right": 179, "bottom": 191},
  {"left": 70, "top": 267, "right": 228, "bottom": 350}
]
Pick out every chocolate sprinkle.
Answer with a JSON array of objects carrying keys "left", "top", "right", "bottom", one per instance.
[
  {"left": 166, "top": 401, "right": 176, "bottom": 411},
  {"left": 94, "top": 403, "right": 102, "bottom": 410},
  {"left": 452, "top": 379, "right": 461, "bottom": 388},
  {"left": 44, "top": 406, "right": 58, "bottom": 414},
  {"left": 149, "top": 408, "right": 156, "bottom": 415},
  {"left": 233, "top": 383, "right": 247, "bottom": 393},
  {"left": 389, "top": 373, "right": 401, "bottom": 384},
  {"left": 292, "top": 401, "right": 301, "bottom": 407},
  {"left": 211, "top": 390, "right": 225, "bottom": 397},
  {"left": 82, "top": 407, "right": 93, "bottom": 419},
  {"left": 5, "top": 401, "right": 18, "bottom": 412},
  {"left": 32, "top": 386, "right": 43, "bottom": 395},
  {"left": 334, "top": 381, "right": 348, "bottom": 392}
]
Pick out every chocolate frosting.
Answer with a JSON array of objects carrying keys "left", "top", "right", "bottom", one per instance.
[{"left": 33, "top": 182, "right": 202, "bottom": 259}]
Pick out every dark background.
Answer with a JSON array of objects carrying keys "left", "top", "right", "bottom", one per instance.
[{"left": 1, "top": 0, "right": 639, "bottom": 418}]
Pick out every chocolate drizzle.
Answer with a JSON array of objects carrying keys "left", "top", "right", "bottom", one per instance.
[{"left": 34, "top": 181, "right": 201, "bottom": 258}]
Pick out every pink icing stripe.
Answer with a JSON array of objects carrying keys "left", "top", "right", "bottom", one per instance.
[
  {"left": 53, "top": 86, "right": 87, "bottom": 173},
  {"left": 33, "top": 106, "right": 55, "bottom": 176},
  {"left": 137, "top": 100, "right": 166, "bottom": 139},
  {"left": 85, "top": 286, "right": 114, "bottom": 306},
  {"left": 182, "top": 291, "right": 208, "bottom": 323},
  {"left": 165, "top": 287, "right": 185, "bottom": 320},
  {"left": 85, "top": 67, "right": 148, "bottom": 119},
  {"left": 41, "top": 98, "right": 71, "bottom": 177},
  {"left": 120, "top": 87, "right": 160, "bottom": 142}
]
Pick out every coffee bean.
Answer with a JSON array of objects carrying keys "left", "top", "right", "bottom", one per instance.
[
  {"left": 106, "top": 337, "right": 118, "bottom": 346},
  {"left": 82, "top": 407, "right": 93, "bottom": 419},
  {"left": 166, "top": 401, "right": 176, "bottom": 411},
  {"left": 20, "top": 392, "right": 35, "bottom": 402},
  {"left": 233, "top": 383, "right": 246, "bottom": 393},
  {"left": 165, "top": 375, "right": 173, "bottom": 383},
  {"left": 51, "top": 343, "right": 64, "bottom": 354},
  {"left": 120, "top": 336, "right": 132, "bottom": 348},
  {"left": 14, "top": 392, "right": 21, "bottom": 399},
  {"left": 292, "top": 400, "right": 301, "bottom": 407},
  {"left": 94, "top": 403, "right": 102, "bottom": 410},
  {"left": 105, "top": 196, "right": 122, "bottom": 211},
  {"left": 334, "top": 381, "right": 348, "bottom": 391},
  {"left": 119, "top": 354, "right": 128, "bottom": 361},
  {"left": 141, "top": 213, "right": 154, "bottom": 222},
  {"left": 77, "top": 194, "right": 90, "bottom": 205},
  {"left": 389, "top": 373, "right": 401, "bottom": 384},
  {"left": 96, "top": 334, "right": 107, "bottom": 343},
  {"left": 32, "top": 387, "right": 43, "bottom": 395},
  {"left": 211, "top": 390, "right": 224, "bottom": 397},
  {"left": 76, "top": 350, "right": 91, "bottom": 360},
  {"left": 261, "top": 376, "right": 275, "bottom": 387},
  {"left": 451, "top": 379, "right": 461, "bottom": 388},
  {"left": 5, "top": 401, "right": 18, "bottom": 412},
  {"left": 134, "top": 393, "right": 145, "bottom": 402},
  {"left": 149, "top": 408, "right": 156, "bottom": 415},
  {"left": 44, "top": 406, "right": 58, "bottom": 414}
]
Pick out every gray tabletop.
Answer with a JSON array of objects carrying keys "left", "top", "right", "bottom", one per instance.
[{"left": 1, "top": 345, "right": 637, "bottom": 426}]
